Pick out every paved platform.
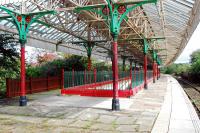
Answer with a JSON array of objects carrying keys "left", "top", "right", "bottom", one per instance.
[
  {"left": 152, "top": 76, "right": 200, "bottom": 133},
  {"left": 0, "top": 75, "right": 199, "bottom": 133}
]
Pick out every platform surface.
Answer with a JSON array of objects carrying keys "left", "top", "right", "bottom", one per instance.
[{"left": 0, "top": 75, "right": 199, "bottom": 133}]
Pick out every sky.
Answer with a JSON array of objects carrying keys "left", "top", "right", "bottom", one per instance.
[{"left": 175, "top": 22, "right": 200, "bottom": 64}]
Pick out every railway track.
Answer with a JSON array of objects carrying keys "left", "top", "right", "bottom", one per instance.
[{"left": 176, "top": 77, "right": 200, "bottom": 118}]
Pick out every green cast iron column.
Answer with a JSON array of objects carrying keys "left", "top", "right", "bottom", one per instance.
[
  {"left": 0, "top": 6, "right": 55, "bottom": 106},
  {"left": 74, "top": 0, "right": 158, "bottom": 111}
]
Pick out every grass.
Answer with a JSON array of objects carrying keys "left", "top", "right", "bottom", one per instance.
[
  {"left": 112, "top": 121, "right": 117, "bottom": 129},
  {"left": 83, "top": 121, "right": 93, "bottom": 130}
]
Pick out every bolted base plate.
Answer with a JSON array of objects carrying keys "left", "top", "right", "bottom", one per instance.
[
  {"left": 19, "top": 96, "right": 27, "bottom": 106},
  {"left": 144, "top": 84, "right": 148, "bottom": 89},
  {"left": 112, "top": 98, "right": 120, "bottom": 111}
]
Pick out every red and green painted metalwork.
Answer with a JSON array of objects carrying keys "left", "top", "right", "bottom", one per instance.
[
  {"left": 75, "top": 0, "right": 158, "bottom": 110},
  {"left": 6, "top": 76, "right": 61, "bottom": 98},
  {"left": 152, "top": 51, "right": 157, "bottom": 83},
  {"left": 0, "top": 0, "right": 162, "bottom": 109},
  {"left": 61, "top": 69, "right": 153, "bottom": 97},
  {"left": 84, "top": 43, "right": 94, "bottom": 71},
  {"left": 0, "top": 5, "right": 55, "bottom": 106},
  {"left": 143, "top": 38, "right": 150, "bottom": 89}
]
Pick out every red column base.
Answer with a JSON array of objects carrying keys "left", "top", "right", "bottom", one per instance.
[{"left": 144, "top": 83, "right": 148, "bottom": 89}]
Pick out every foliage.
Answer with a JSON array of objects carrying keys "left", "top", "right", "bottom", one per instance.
[
  {"left": 26, "top": 65, "right": 41, "bottom": 77},
  {"left": 162, "top": 63, "right": 190, "bottom": 75},
  {"left": 176, "top": 64, "right": 190, "bottom": 75},
  {"left": 0, "top": 33, "right": 19, "bottom": 71},
  {"left": 0, "top": 33, "right": 20, "bottom": 97},
  {"left": 26, "top": 55, "right": 112, "bottom": 78},
  {"left": 162, "top": 64, "right": 176, "bottom": 74},
  {"left": 190, "top": 49, "right": 200, "bottom": 64},
  {"left": 190, "top": 59, "right": 200, "bottom": 74},
  {"left": 37, "top": 53, "right": 58, "bottom": 65},
  {"left": 189, "top": 49, "right": 200, "bottom": 74},
  {"left": 93, "top": 61, "right": 112, "bottom": 71},
  {"left": 162, "top": 49, "right": 200, "bottom": 76}
]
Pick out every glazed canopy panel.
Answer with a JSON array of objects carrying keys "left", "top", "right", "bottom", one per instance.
[{"left": 0, "top": 0, "right": 199, "bottom": 65}]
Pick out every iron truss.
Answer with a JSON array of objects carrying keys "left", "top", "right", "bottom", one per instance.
[{"left": 0, "top": 0, "right": 199, "bottom": 65}]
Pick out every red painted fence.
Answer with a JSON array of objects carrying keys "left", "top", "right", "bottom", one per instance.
[
  {"left": 6, "top": 76, "right": 61, "bottom": 98},
  {"left": 61, "top": 70, "right": 153, "bottom": 98},
  {"left": 6, "top": 70, "right": 153, "bottom": 98}
]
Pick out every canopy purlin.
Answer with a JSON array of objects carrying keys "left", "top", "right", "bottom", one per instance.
[{"left": 0, "top": 0, "right": 199, "bottom": 65}]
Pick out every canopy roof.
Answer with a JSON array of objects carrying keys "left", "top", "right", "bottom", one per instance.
[{"left": 0, "top": 0, "right": 199, "bottom": 65}]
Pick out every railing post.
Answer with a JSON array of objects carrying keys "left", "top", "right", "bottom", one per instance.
[
  {"left": 155, "top": 63, "right": 157, "bottom": 80},
  {"left": 89, "top": 70, "right": 91, "bottom": 84},
  {"left": 29, "top": 77, "right": 32, "bottom": 94},
  {"left": 72, "top": 69, "right": 75, "bottom": 86},
  {"left": 140, "top": 67, "right": 143, "bottom": 85},
  {"left": 157, "top": 66, "right": 159, "bottom": 79},
  {"left": 46, "top": 75, "right": 49, "bottom": 91},
  {"left": 156, "top": 63, "right": 159, "bottom": 80},
  {"left": 160, "top": 68, "right": 161, "bottom": 78},
  {"left": 94, "top": 69, "right": 97, "bottom": 83},
  {"left": 84, "top": 69, "right": 86, "bottom": 84},
  {"left": 129, "top": 60, "right": 133, "bottom": 90},
  {"left": 134, "top": 63, "right": 136, "bottom": 88},
  {"left": 130, "top": 67, "right": 132, "bottom": 90},
  {"left": 138, "top": 67, "right": 140, "bottom": 85},
  {"left": 6, "top": 78, "right": 11, "bottom": 98},
  {"left": 61, "top": 69, "right": 64, "bottom": 90},
  {"left": 153, "top": 61, "right": 156, "bottom": 83}
]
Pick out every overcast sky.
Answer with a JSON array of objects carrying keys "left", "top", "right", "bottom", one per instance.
[{"left": 175, "top": 23, "right": 200, "bottom": 64}]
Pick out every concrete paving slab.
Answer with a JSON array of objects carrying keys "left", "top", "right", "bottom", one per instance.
[
  {"left": 1, "top": 75, "right": 198, "bottom": 133},
  {"left": 152, "top": 76, "right": 200, "bottom": 133},
  {"left": 0, "top": 77, "right": 167, "bottom": 132}
]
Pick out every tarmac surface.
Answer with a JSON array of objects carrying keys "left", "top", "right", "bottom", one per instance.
[{"left": 0, "top": 75, "right": 199, "bottom": 133}]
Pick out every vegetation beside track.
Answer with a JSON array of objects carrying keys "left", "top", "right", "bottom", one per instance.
[{"left": 162, "top": 49, "right": 200, "bottom": 83}]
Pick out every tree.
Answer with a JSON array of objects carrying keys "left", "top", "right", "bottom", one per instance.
[
  {"left": 162, "top": 63, "right": 190, "bottom": 75},
  {"left": 190, "top": 49, "right": 200, "bottom": 74},
  {"left": 0, "top": 33, "right": 19, "bottom": 71},
  {"left": 37, "top": 53, "right": 58, "bottom": 65},
  {"left": 163, "top": 64, "right": 176, "bottom": 74},
  {"left": 0, "top": 33, "right": 20, "bottom": 96},
  {"left": 190, "top": 49, "right": 200, "bottom": 64}
]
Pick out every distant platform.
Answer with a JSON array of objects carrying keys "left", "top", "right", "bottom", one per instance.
[{"left": 0, "top": 75, "right": 199, "bottom": 133}]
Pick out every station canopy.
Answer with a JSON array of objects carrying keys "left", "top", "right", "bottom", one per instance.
[{"left": 0, "top": 0, "right": 199, "bottom": 65}]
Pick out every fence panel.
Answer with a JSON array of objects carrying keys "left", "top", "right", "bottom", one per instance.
[{"left": 6, "top": 76, "right": 61, "bottom": 98}]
